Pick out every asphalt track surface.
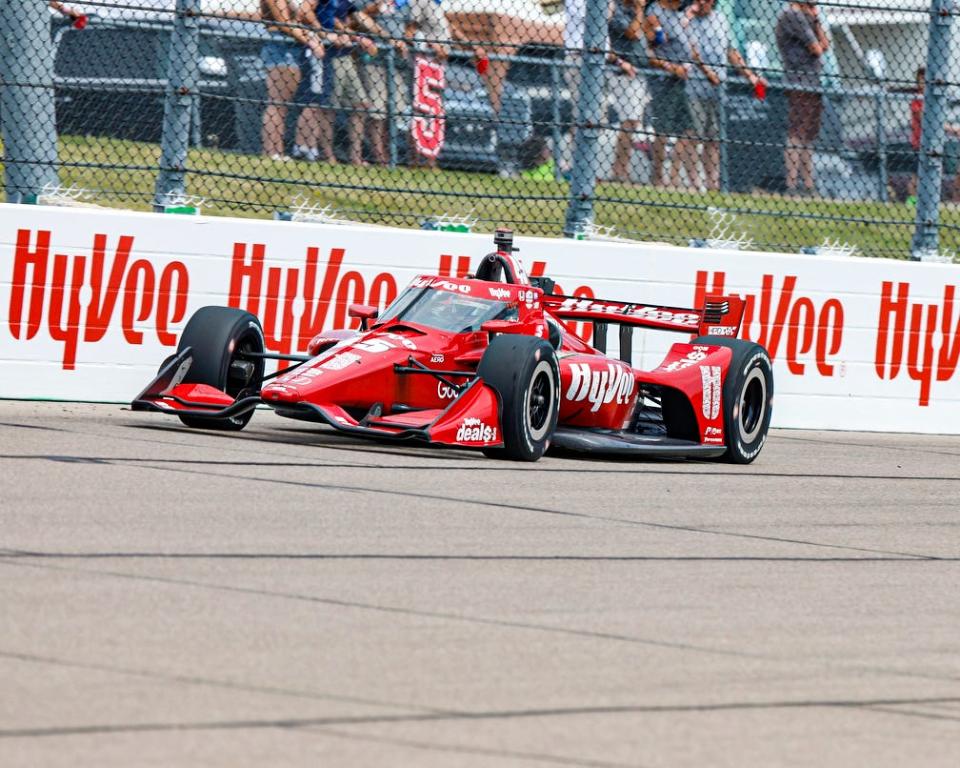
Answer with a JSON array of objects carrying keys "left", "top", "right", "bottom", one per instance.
[{"left": 2, "top": 401, "right": 959, "bottom": 767}]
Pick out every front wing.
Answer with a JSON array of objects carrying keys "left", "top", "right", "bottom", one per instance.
[{"left": 132, "top": 348, "right": 505, "bottom": 450}]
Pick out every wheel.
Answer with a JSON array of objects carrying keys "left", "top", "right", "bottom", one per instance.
[
  {"left": 176, "top": 306, "right": 265, "bottom": 430},
  {"left": 477, "top": 335, "right": 560, "bottom": 461},
  {"left": 693, "top": 336, "right": 774, "bottom": 464}
]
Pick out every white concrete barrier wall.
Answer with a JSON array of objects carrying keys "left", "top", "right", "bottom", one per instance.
[{"left": 1, "top": 203, "right": 958, "bottom": 433}]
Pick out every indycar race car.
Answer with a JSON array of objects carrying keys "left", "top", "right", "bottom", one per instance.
[{"left": 133, "top": 230, "right": 773, "bottom": 462}]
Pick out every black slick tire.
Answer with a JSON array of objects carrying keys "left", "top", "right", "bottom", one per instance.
[
  {"left": 477, "top": 334, "right": 560, "bottom": 461},
  {"left": 176, "top": 306, "right": 265, "bottom": 430},
  {"left": 693, "top": 336, "right": 774, "bottom": 464}
]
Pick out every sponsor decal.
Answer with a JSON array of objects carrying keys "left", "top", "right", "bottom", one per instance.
[
  {"left": 660, "top": 346, "right": 710, "bottom": 373},
  {"left": 700, "top": 365, "right": 721, "bottom": 420},
  {"left": 566, "top": 362, "right": 635, "bottom": 413},
  {"left": 703, "top": 425, "right": 724, "bottom": 444},
  {"left": 276, "top": 365, "right": 324, "bottom": 386},
  {"left": 437, "top": 382, "right": 457, "bottom": 399},
  {"left": 488, "top": 287, "right": 511, "bottom": 300},
  {"left": 384, "top": 332, "right": 417, "bottom": 351},
  {"left": 7, "top": 229, "right": 190, "bottom": 369},
  {"left": 875, "top": 281, "right": 960, "bottom": 407},
  {"left": 430, "top": 353, "right": 445, "bottom": 364},
  {"left": 695, "top": 270, "right": 844, "bottom": 377},
  {"left": 705, "top": 325, "right": 737, "bottom": 337},
  {"left": 555, "top": 297, "right": 700, "bottom": 329},
  {"left": 320, "top": 352, "right": 361, "bottom": 371},
  {"left": 354, "top": 333, "right": 417, "bottom": 354},
  {"left": 228, "top": 243, "right": 398, "bottom": 358},
  {"left": 434, "top": 280, "right": 471, "bottom": 295},
  {"left": 456, "top": 417, "right": 497, "bottom": 443}
]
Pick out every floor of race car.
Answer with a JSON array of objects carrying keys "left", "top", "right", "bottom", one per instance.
[{"left": 2, "top": 402, "right": 959, "bottom": 768}]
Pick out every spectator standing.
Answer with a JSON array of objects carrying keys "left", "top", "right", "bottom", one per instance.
[
  {"left": 687, "top": 0, "right": 763, "bottom": 191},
  {"left": 775, "top": 0, "right": 829, "bottom": 195},
  {"left": 609, "top": 0, "right": 653, "bottom": 183},
  {"left": 300, "top": 0, "right": 381, "bottom": 166},
  {"left": 355, "top": 2, "right": 408, "bottom": 165},
  {"left": 646, "top": 0, "right": 700, "bottom": 190},
  {"left": 290, "top": 23, "right": 338, "bottom": 163},
  {"left": 260, "top": 0, "right": 326, "bottom": 160}
]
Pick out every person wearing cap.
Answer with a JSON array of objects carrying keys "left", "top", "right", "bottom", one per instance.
[
  {"left": 775, "top": 0, "right": 830, "bottom": 196},
  {"left": 687, "top": 0, "right": 764, "bottom": 191}
]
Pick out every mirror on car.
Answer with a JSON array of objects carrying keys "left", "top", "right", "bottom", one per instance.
[
  {"left": 348, "top": 304, "right": 379, "bottom": 330},
  {"left": 480, "top": 320, "right": 524, "bottom": 337}
]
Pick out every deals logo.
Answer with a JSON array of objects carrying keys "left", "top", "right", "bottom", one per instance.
[
  {"left": 456, "top": 417, "right": 497, "bottom": 443},
  {"left": 566, "top": 362, "right": 635, "bottom": 413}
]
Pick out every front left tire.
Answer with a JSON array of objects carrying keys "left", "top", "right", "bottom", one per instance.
[
  {"left": 477, "top": 335, "right": 560, "bottom": 461},
  {"left": 176, "top": 306, "right": 265, "bottom": 430}
]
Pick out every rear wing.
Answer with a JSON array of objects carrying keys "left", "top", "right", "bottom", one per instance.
[{"left": 541, "top": 292, "right": 745, "bottom": 360}]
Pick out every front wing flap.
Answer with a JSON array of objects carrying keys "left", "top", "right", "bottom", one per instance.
[{"left": 131, "top": 348, "right": 261, "bottom": 420}]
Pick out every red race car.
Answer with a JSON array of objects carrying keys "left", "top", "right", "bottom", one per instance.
[{"left": 133, "top": 230, "right": 773, "bottom": 462}]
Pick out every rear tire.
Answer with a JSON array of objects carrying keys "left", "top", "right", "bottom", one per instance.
[
  {"left": 693, "top": 336, "right": 773, "bottom": 464},
  {"left": 177, "top": 306, "right": 265, "bottom": 431},
  {"left": 477, "top": 335, "right": 559, "bottom": 461}
]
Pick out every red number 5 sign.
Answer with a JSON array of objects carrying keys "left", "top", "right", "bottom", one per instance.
[{"left": 412, "top": 57, "right": 445, "bottom": 159}]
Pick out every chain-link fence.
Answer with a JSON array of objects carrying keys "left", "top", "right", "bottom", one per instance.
[{"left": 2, "top": 0, "right": 958, "bottom": 259}]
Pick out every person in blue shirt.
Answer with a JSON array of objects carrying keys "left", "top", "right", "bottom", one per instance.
[{"left": 296, "top": 0, "right": 402, "bottom": 164}]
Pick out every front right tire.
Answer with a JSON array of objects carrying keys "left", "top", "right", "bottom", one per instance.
[{"left": 693, "top": 336, "right": 774, "bottom": 464}]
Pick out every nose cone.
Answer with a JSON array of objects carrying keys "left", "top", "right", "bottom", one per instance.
[
  {"left": 261, "top": 330, "right": 421, "bottom": 405},
  {"left": 261, "top": 381, "right": 302, "bottom": 403}
]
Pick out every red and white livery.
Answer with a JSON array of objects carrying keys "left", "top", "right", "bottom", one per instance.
[{"left": 133, "top": 230, "right": 774, "bottom": 462}]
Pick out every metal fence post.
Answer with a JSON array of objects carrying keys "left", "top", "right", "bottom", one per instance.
[
  {"left": 0, "top": 2, "right": 60, "bottom": 202},
  {"left": 875, "top": 84, "right": 889, "bottom": 203},
  {"left": 551, "top": 58, "right": 563, "bottom": 182},
  {"left": 563, "top": 2, "right": 608, "bottom": 238},
  {"left": 386, "top": 46, "right": 398, "bottom": 169},
  {"left": 153, "top": 0, "right": 201, "bottom": 211},
  {"left": 912, "top": 0, "right": 955, "bottom": 258},
  {"left": 719, "top": 81, "right": 730, "bottom": 194}
]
